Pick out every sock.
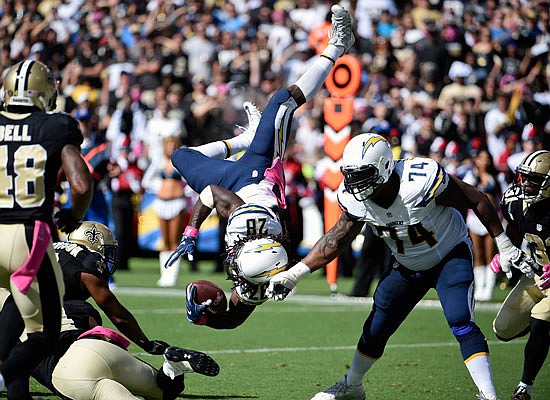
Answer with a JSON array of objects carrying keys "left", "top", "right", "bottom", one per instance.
[
  {"left": 294, "top": 48, "right": 338, "bottom": 102},
  {"left": 516, "top": 381, "right": 532, "bottom": 395},
  {"left": 482, "top": 265, "right": 496, "bottom": 300},
  {"left": 191, "top": 134, "right": 252, "bottom": 160},
  {"left": 0, "top": 374, "right": 4, "bottom": 391},
  {"left": 473, "top": 266, "right": 485, "bottom": 299},
  {"left": 465, "top": 354, "right": 497, "bottom": 398},
  {"left": 345, "top": 349, "right": 377, "bottom": 386}
]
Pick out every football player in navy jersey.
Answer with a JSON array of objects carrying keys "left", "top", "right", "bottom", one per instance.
[
  {"left": 491, "top": 150, "right": 550, "bottom": 400},
  {"left": 166, "top": 5, "right": 355, "bottom": 265},
  {"left": 266, "top": 133, "right": 537, "bottom": 400},
  {"left": 0, "top": 60, "right": 93, "bottom": 392}
]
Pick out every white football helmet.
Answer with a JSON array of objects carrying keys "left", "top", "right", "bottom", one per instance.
[
  {"left": 341, "top": 133, "right": 395, "bottom": 201},
  {"left": 225, "top": 237, "right": 288, "bottom": 284},
  {"left": 511, "top": 150, "right": 550, "bottom": 204}
]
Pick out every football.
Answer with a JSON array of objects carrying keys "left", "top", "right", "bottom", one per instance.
[{"left": 190, "top": 280, "right": 228, "bottom": 314}]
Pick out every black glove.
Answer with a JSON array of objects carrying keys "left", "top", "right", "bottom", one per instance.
[
  {"left": 144, "top": 339, "right": 170, "bottom": 355},
  {"left": 55, "top": 208, "right": 81, "bottom": 233}
]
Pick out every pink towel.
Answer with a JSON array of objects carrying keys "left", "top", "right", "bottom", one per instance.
[
  {"left": 11, "top": 221, "right": 51, "bottom": 295},
  {"left": 78, "top": 326, "right": 131, "bottom": 350},
  {"left": 264, "top": 157, "right": 287, "bottom": 209}
]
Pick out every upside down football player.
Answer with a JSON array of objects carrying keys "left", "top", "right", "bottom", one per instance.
[
  {"left": 490, "top": 150, "right": 550, "bottom": 400},
  {"left": 0, "top": 60, "right": 93, "bottom": 393},
  {"left": 165, "top": 5, "right": 355, "bottom": 329},
  {"left": 265, "top": 133, "right": 537, "bottom": 400}
]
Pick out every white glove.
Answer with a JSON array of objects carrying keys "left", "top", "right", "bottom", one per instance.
[
  {"left": 494, "top": 232, "right": 536, "bottom": 278},
  {"left": 265, "top": 262, "right": 311, "bottom": 301}
]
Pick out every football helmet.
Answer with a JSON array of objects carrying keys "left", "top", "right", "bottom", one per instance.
[
  {"left": 1, "top": 60, "right": 57, "bottom": 112},
  {"left": 512, "top": 150, "right": 550, "bottom": 204},
  {"left": 341, "top": 133, "right": 395, "bottom": 201},
  {"left": 67, "top": 222, "right": 119, "bottom": 274},
  {"left": 225, "top": 237, "right": 288, "bottom": 284}
]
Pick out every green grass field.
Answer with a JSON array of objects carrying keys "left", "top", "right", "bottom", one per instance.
[{"left": 26, "top": 257, "right": 549, "bottom": 400}]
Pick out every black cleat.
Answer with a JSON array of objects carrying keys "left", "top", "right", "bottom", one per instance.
[{"left": 164, "top": 346, "right": 220, "bottom": 377}]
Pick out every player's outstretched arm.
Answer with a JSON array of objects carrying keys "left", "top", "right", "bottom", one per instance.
[
  {"left": 267, "top": 212, "right": 364, "bottom": 300},
  {"left": 436, "top": 175, "right": 536, "bottom": 277}
]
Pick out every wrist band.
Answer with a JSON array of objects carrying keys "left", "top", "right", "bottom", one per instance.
[{"left": 184, "top": 226, "right": 199, "bottom": 239}]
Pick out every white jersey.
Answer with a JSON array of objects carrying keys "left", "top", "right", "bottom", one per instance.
[
  {"left": 225, "top": 203, "right": 283, "bottom": 247},
  {"left": 235, "top": 180, "right": 278, "bottom": 208},
  {"left": 338, "top": 158, "right": 469, "bottom": 271}
]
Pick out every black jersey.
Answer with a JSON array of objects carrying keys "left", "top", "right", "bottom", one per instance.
[
  {"left": 53, "top": 241, "right": 109, "bottom": 301},
  {"left": 0, "top": 111, "right": 82, "bottom": 223},
  {"left": 502, "top": 193, "right": 550, "bottom": 269}
]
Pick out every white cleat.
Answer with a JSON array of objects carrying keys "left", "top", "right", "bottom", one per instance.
[
  {"left": 311, "top": 375, "right": 365, "bottom": 400},
  {"left": 477, "top": 392, "right": 499, "bottom": 400},
  {"left": 328, "top": 5, "right": 355, "bottom": 57},
  {"left": 239, "top": 101, "right": 261, "bottom": 137}
]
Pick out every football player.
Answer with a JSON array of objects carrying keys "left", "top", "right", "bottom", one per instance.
[
  {"left": 166, "top": 5, "right": 355, "bottom": 266},
  {"left": 0, "top": 294, "right": 219, "bottom": 400},
  {"left": 53, "top": 221, "right": 171, "bottom": 354},
  {"left": 0, "top": 60, "right": 93, "bottom": 391},
  {"left": 266, "top": 133, "right": 537, "bottom": 400},
  {"left": 490, "top": 150, "right": 550, "bottom": 400}
]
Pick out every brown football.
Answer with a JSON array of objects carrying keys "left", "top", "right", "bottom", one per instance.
[{"left": 190, "top": 280, "right": 228, "bottom": 314}]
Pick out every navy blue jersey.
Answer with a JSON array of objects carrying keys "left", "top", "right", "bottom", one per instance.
[{"left": 0, "top": 111, "right": 82, "bottom": 223}]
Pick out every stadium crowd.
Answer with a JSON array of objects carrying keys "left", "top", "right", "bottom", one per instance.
[{"left": 0, "top": 0, "right": 548, "bottom": 295}]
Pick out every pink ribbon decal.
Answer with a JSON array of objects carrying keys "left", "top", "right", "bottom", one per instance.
[
  {"left": 264, "top": 157, "right": 287, "bottom": 209},
  {"left": 11, "top": 221, "right": 51, "bottom": 295}
]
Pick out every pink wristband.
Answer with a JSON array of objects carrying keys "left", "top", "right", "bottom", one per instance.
[{"left": 183, "top": 226, "right": 199, "bottom": 239}]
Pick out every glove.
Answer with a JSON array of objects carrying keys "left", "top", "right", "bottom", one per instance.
[
  {"left": 266, "top": 262, "right": 311, "bottom": 301},
  {"left": 55, "top": 208, "right": 81, "bottom": 233},
  {"left": 489, "top": 253, "right": 513, "bottom": 279},
  {"left": 165, "top": 226, "right": 199, "bottom": 267},
  {"left": 537, "top": 264, "right": 550, "bottom": 291},
  {"left": 185, "top": 284, "right": 211, "bottom": 324},
  {"left": 144, "top": 339, "right": 170, "bottom": 355},
  {"left": 494, "top": 232, "right": 536, "bottom": 278}
]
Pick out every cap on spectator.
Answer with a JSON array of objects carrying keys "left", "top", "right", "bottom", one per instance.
[
  {"left": 448, "top": 61, "right": 472, "bottom": 81},
  {"left": 373, "top": 120, "right": 391, "bottom": 135},
  {"left": 430, "top": 137, "right": 447, "bottom": 155},
  {"left": 467, "top": 137, "right": 482, "bottom": 157},
  {"left": 522, "top": 123, "right": 538, "bottom": 142},
  {"left": 30, "top": 42, "right": 44, "bottom": 54},
  {"left": 445, "top": 140, "right": 461, "bottom": 159},
  {"left": 75, "top": 108, "right": 92, "bottom": 121}
]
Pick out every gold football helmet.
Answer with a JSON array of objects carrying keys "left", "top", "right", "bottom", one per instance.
[
  {"left": 513, "top": 150, "right": 550, "bottom": 204},
  {"left": 67, "top": 222, "right": 119, "bottom": 273},
  {"left": 1, "top": 60, "right": 57, "bottom": 112}
]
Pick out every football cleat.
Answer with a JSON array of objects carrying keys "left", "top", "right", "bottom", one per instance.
[
  {"left": 511, "top": 385, "right": 531, "bottom": 400},
  {"left": 164, "top": 346, "right": 220, "bottom": 377},
  {"left": 476, "top": 392, "right": 499, "bottom": 400},
  {"left": 311, "top": 375, "right": 365, "bottom": 400},
  {"left": 328, "top": 5, "right": 355, "bottom": 56},
  {"left": 239, "top": 101, "right": 261, "bottom": 138}
]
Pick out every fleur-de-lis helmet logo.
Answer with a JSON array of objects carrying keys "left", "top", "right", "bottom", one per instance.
[{"left": 84, "top": 226, "right": 103, "bottom": 245}]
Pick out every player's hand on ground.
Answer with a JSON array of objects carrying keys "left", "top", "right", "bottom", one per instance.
[
  {"left": 537, "top": 264, "right": 550, "bottom": 291},
  {"left": 185, "top": 284, "right": 211, "bottom": 323},
  {"left": 165, "top": 235, "right": 196, "bottom": 267},
  {"left": 144, "top": 339, "right": 170, "bottom": 355},
  {"left": 55, "top": 208, "right": 81, "bottom": 233}
]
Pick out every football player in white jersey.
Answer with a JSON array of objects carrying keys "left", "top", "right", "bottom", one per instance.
[
  {"left": 490, "top": 150, "right": 550, "bottom": 400},
  {"left": 163, "top": 5, "right": 355, "bottom": 329},
  {"left": 266, "top": 133, "right": 537, "bottom": 400}
]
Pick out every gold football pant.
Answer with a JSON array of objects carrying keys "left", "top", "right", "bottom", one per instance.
[{"left": 52, "top": 338, "right": 164, "bottom": 400}]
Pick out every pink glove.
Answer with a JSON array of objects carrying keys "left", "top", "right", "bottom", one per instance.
[
  {"left": 537, "top": 264, "right": 550, "bottom": 291},
  {"left": 489, "top": 253, "right": 512, "bottom": 278}
]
